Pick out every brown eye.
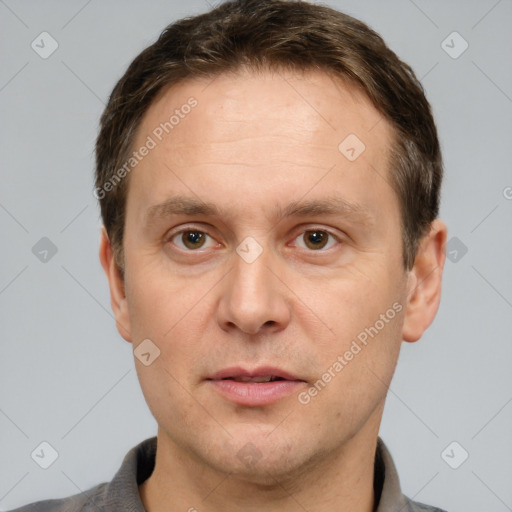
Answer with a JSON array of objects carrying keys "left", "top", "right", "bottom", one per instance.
[
  {"left": 292, "top": 229, "right": 339, "bottom": 251},
  {"left": 184, "top": 231, "right": 206, "bottom": 249},
  {"left": 171, "top": 230, "right": 214, "bottom": 250},
  {"left": 303, "top": 230, "right": 329, "bottom": 250}
]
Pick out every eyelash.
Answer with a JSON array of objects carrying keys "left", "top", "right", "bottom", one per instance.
[{"left": 167, "top": 226, "right": 342, "bottom": 252}]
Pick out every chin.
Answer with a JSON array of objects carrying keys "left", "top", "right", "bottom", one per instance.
[{"left": 204, "top": 429, "right": 324, "bottom": 485}]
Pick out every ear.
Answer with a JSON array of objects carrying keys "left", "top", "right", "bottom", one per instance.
[
  {"left": 402, "top": 219, "right": 447, "bottom": 343},
  {"left": 99, "top": 228, "right": 133, "bottom": 343}
]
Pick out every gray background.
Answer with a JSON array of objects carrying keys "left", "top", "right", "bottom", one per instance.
[{"left": 1, "top": 0, "right": 511, "bottom": 510}]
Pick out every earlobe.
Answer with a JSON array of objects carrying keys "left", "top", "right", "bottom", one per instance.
[
  {"left": 99, "top": 228, "right": 133, "bottom": 343},
  {"left": 402, "top": 219, "right": 447, "bottom": 343}
]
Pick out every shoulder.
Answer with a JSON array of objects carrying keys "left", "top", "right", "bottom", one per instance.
[{"left": 6, "top": 483, "right": 107, "bottom": 512}]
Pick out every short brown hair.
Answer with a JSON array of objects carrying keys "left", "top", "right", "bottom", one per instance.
[{"left": 95, "top": 0, "right": 442, "bottom": 272}]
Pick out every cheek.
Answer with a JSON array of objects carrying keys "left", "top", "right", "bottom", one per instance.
[
  {"left": 302, "top": 261, "right": 402, "bottom": 343},
  {"left": 124, "top": 258, "right": 215, "bottom": 341},
  {"left": 134, "top": 360, "right": 204, "bottom": 442},
  {"left": 295, "top": 259, "right": 406, "bottom": 398},
  {"left": 297, "top": 276, "right": 404, "bottom": 433},
  {"left": 127, "top": 278, "right": 209, "bottom": 419},
  {"left": 125, "top": 267, "right": 219, "bottom": 414}
]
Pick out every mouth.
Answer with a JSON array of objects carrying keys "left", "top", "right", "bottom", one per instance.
[
  {"left": 221, "top": 375, "right": 285, "bottom": 383},
  {"left": 207, "top": 366, "right": 305, "bottom": 383},
  {"left": 206, "top": 366, "right": 306, "bottom": 406}
]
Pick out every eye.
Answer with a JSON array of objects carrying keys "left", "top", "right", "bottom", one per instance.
[
  {"left": 293, "top": 229, "right": 340, "bottom": 251},
  {"left": 170, "top": 229, "right": 217, "bottom": 251}
]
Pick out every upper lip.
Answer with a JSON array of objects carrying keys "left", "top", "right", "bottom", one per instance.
[{"left": 208, "top": 366, "right": 304, "bottom": 381}]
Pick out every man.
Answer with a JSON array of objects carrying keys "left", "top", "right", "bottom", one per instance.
[{"left": 10, "top": 0, "right": 448, "bottom": 510}]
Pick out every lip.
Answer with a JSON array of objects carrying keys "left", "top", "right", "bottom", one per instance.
[
  {"left": 208, "top": 366, "right": 303, "bottom": 381},
  {"left": 206, "top": 366, "right": 307, "bottom": 407}
]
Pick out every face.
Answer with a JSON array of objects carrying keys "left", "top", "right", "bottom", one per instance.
[{"left": 103, "top": 68, "right": 428, "bottom": 482}]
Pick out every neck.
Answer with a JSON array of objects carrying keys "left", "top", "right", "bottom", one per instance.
[{"left": 140, "top": 416, "right": 382, "bottom": 512}]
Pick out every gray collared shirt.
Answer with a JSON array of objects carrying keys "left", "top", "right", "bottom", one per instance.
[{"left": 8, "top": 437, "right": 447, "bottom": 512}]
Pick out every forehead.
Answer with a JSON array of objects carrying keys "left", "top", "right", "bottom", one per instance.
[
  {"left": 138, "top": 67, "right": 390, "bottom": 152},
  {"left": 128, "top": 68, "right": 396, "bottom": 220}
]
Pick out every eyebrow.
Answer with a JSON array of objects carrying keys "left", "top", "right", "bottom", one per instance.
[{"left": 144, "top": 194, "right": 374, "bottom": 227}]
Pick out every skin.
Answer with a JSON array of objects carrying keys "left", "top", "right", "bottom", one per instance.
[{"left": 100, "top": 67, "right": 447, "bottom": 512}]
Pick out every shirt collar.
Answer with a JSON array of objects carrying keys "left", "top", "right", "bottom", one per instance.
[
  {"left": 103, "top": 436, "right": 409, "bottom": 511},
  {"left": 374, "top": 437, "right": 410, "bottom": 511}
]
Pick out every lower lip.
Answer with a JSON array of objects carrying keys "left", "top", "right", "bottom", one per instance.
[{"left": 208, "top": 379, "right": 305, "bottom": 406}]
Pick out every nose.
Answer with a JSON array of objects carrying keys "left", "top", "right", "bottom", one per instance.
[{"left": 216, "top": 243, "right": 291, "bottom": 335}]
